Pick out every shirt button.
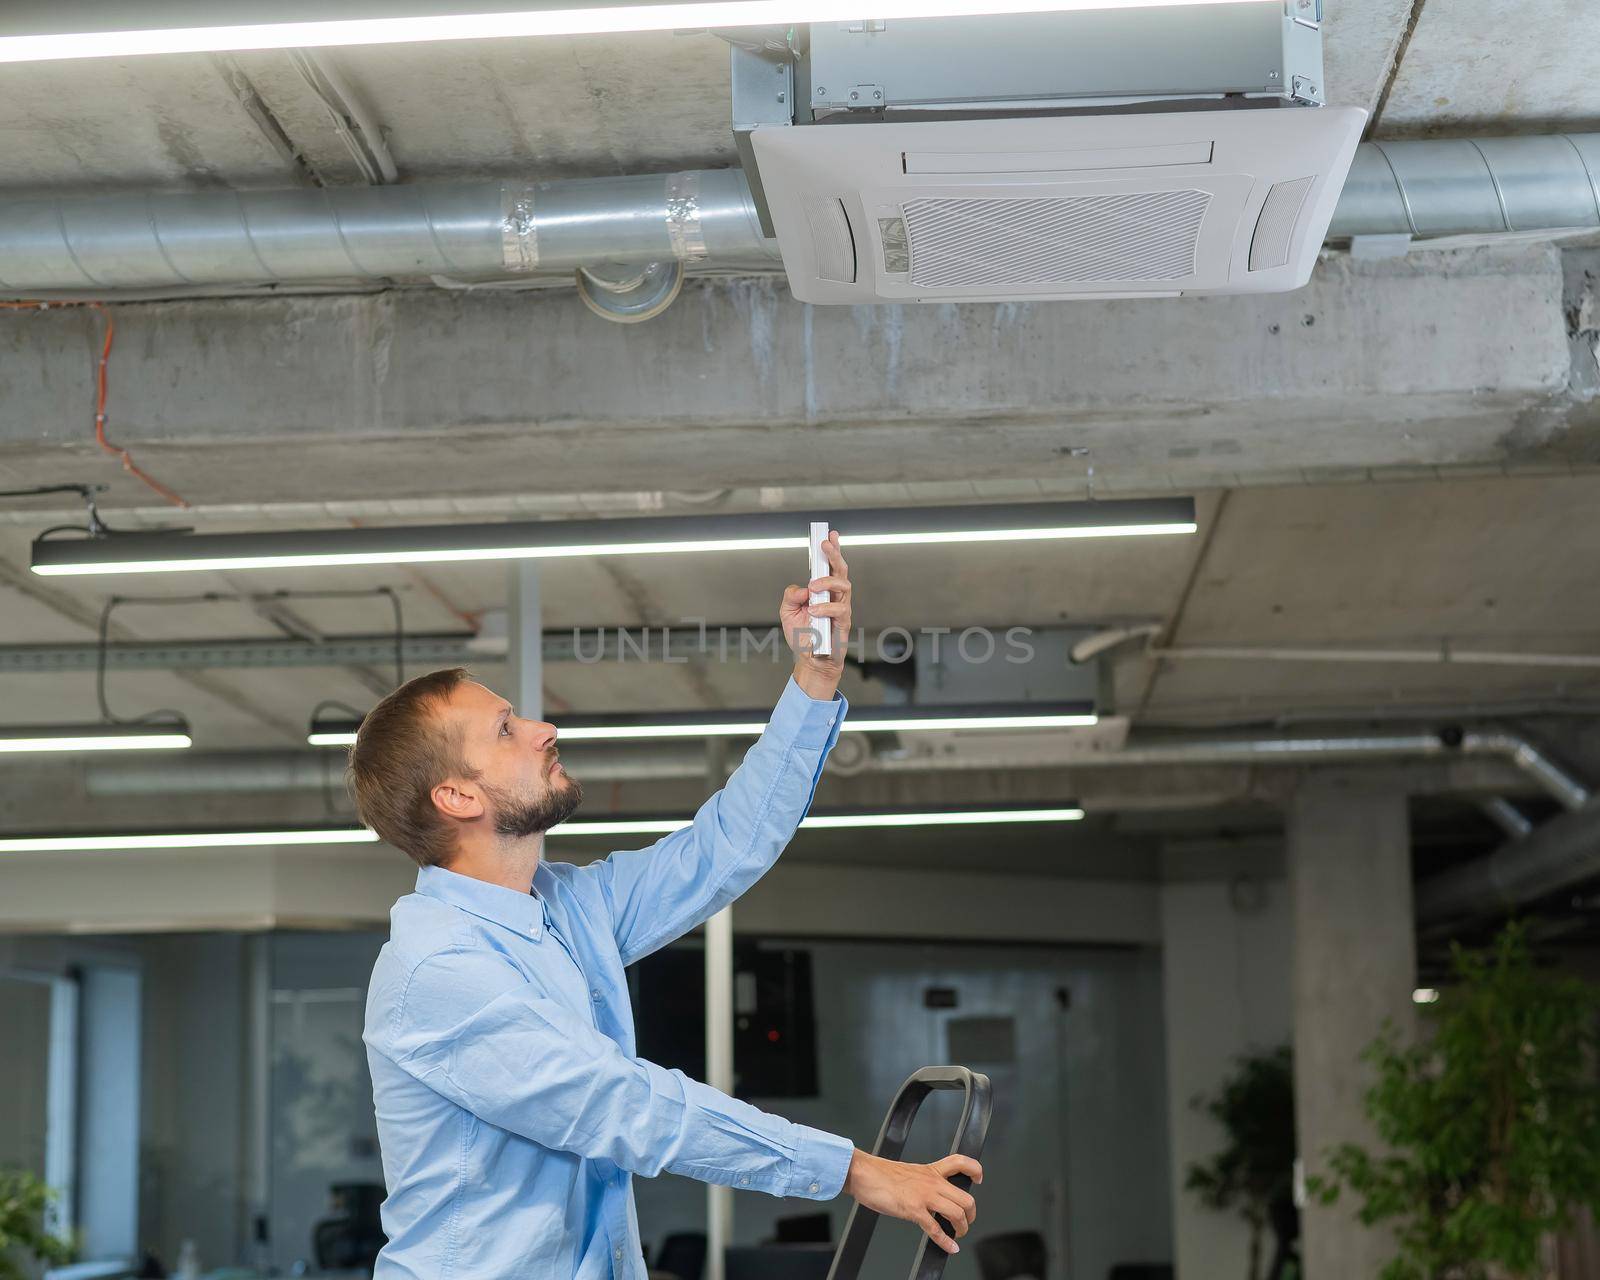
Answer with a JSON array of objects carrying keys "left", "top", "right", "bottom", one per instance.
[
  {"left": 614, "top": 1246, "right": 623, "bottom": 1260},
  {"left": 739, "top": 1174, "right": 750, "bottom": 1185},
  {"left": 809, "top": 1182, "right": 820, "bottom": 1193},
  {"left": 592, "top": 989, "right": 602, "bottom": 1001}
]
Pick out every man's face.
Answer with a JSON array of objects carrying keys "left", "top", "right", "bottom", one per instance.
[{"left": 441, "top": 680, "right": 583, "bottom": 837}]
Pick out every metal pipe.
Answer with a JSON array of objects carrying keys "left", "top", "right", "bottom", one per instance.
[
  {"left": 1328, "top": 134, "right": 1600, "bottom": 240},
  {"left": 1456, "top": 730, "right": 1592, "bottom": 812},
  {"left": 1149, "top": 643, "right": 1600, "bottom": 671},
  {"left": 84, "top": 741, "right": 711, "bottom": 793},
  {"left": 0, "top": 134, "right": 1595, "bottom": 296},
  {"left": 1097, "top": 729, "right": 1449, "bottom": 768},
  {"left": 1478, "top": 797, "right": 1534, "bottom": 840},
  {"left": 81, "top": 724, "right": 1590, "bottom": 808},
  {"left": 1066, "top": 727, "right": 1590, "bottom": 811},
  {"left": 1418, "top": 798, "right": 1600, "bottom": 925},
  {"left": 0, "top": 169, "right": 777, "bottom": 293}
]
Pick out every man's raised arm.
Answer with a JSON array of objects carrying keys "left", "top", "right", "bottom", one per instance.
[{"left": 574, "top": 531, "right": 852, "bottom": 967}]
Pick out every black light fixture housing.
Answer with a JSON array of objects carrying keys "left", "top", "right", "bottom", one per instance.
[
  {"left": 307, "top": 700, "right": 1098, "bottom": 746},
  {"left": 33, "top": 498, "right": 1198, "bottom": 578},
  {"left": 0, "top": 719, "right": 194, "bottom": 754}
]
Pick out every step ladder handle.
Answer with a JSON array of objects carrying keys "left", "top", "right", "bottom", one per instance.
[{"left": 824, "top": 1065, "right": 993, "bottom": 1280}]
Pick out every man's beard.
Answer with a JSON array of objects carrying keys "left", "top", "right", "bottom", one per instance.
[{"left": 483, "top": 768, "right": 584, "bottom": 838}]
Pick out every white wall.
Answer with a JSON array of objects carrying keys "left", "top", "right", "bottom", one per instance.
[
  {"left": 78, "top": 967, "right": 142, "bottom": 1262},
  {"left": 1160, "top": 878, "right": 1293, "bottom": 1280},
  {"left": 0, "top": 973, "right": 53, "bottom": 1177},
  {"left": 266, "top": 931, "right": 387, "bottom": 1273},
  {"left": 0, "top": 936, "right": 151, "bottom": 1266},
  {"left": 138, "top": 934, "right": 251, "bottom": 1272}
]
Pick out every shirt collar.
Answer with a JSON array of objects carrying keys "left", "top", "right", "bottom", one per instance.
[{"left": 414, "top": 864, "right": 544, "bottom": 941}]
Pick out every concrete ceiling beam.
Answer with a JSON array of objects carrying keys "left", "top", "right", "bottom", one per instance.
[{"left": 0, "top": 247, "right": 1586, "bottom": 508}]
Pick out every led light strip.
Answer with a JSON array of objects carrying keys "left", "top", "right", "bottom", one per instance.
[
  {"left": 488, "top": 806, "right": 1087, "bottom": 836},
  {"left": 33, "top": 525, "right": 1197, "bottom": 578},
  {"left": 0, "top": 0, "right": 1273, "bottom": 64},
  {"left": 0, "top": 732, "right": 193, "bottom": 753},
  {"left": 33, "top": 536, "right": 803, "bottom": 577},
  {"left": 555, "top": 711, "right": 1101, "bottom": 739},
  {"left": 0, "top": 829, "right": 381, "bottom": 853},
  {"left": 0, "top": 807, "right": 1083, "bottom": 851},
  {"left": 309, "top": 708, "right": 1100, "bottom": 747},
  {"left": 30, "top": 498, "right": 1197, "bottom": 578}
]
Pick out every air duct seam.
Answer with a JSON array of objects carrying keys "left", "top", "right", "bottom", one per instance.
[
  {"left": 665, "top": 172, "right": 708, "bottom": 262},
  {"left": 500, "top": 184, "right": 540, "bottom": 273}
]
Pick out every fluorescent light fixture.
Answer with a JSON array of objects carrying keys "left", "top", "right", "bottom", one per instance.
[
  {"left": 32, "top": 498, "right": 1196, "bottom": 578},
  {"left": 551, "top": 805, "right": 1085, "bottom": 836},
  {"left": 561, "top": 710, "right": 1099, "bottom": 739},
  {"left": 1412, "top": 987, "right": 1441, "bottom": 1005},
  {"left": 0, "top": 828, "right": 379, "bottom": 853},
  {"left": 307, "top": 729, "right": 363, "bottom": 746},
  {"left": 0, "top": 805, "right": 1080, "bottom": 851},
  {"left": 0, "top": 0, "right": 1272, "bottom": 64},
  {"left": 0, "top": 722, "right": 193, "bottom": 754},
  {"left": 308, "top": 701, "right": 1099, "bottom": 747}
]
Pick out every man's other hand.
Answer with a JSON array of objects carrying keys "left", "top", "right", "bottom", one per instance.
[{"left": 842, "top": 1150, "right": 982, "bottom": 1255}]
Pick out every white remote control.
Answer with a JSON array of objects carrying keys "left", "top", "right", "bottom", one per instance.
[{"left": 808, "top": 520, "right": 832, "bottom": 657}]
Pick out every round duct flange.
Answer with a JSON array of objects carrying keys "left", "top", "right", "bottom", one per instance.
[{"left": 576, "top": 260, "right": 684, "bottom": 324}]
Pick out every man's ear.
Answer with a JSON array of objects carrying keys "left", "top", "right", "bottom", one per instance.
[{"left": 431, "top": 778, "right": 485, "bottom": 822}]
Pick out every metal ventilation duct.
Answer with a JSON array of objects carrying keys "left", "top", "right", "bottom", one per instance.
[
  {"left": 0, "top": 135, "right": 1594, "bottom": 297},
  {"left": 1327, "top": 134, "right": 1600, "bottom": 240},
  {"left": 0, "top": 170, "right": 778, "bottom": 293}
]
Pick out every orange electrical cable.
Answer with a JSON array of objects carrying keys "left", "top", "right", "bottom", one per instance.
[{"left": 0, "top": 300, "right": 189, "bottom": 509}]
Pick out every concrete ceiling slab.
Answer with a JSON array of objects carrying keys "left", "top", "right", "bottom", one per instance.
[
  {"left": 1322, "top": 0, "right": 1418, "bottom": 116},
  {"left": 0, "top": 2, "right": 1581, "bottom": 197},
  {"left": 1172, "top": 478, "right": 1600, "bottom": 645},
  {"left": 5, "top": 475, "right": 1600, "bottom": 745},
  {"left": 329, "top": 34, "right": 736, "bottom": 180},
  {"left": 0, "top": 56, "right": 294, "bottom": 191},
  {"left": 1374, "top": 0, "right": 1600, "bottom": 136}
]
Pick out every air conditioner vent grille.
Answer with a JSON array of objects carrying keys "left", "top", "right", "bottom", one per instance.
[
  {"left": 1249, "top": 174, "right": 1315, "bottom": 271},
  {"left": 902, "top": 189, "right": 1212, "bottom": 288}
]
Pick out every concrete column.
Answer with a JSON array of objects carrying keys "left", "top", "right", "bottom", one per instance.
[
  {"left": 1288, "top": 778, "right": 1415, "bottom": 1280},
  {"left": 1161, "top": 878, "right": 1292, "bottom": 1279}
]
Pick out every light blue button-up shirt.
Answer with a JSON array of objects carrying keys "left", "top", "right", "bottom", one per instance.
[{"left": 363, "top": 676, "right": 856, "bottom": 1280}]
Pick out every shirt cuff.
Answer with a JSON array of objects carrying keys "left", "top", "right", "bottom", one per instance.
[
  {"left": 768, "top": 674, "right": 849, "bottom": 750},
  {"left": 784, "top": 1124, "right": 855, "bottom": 1200}
]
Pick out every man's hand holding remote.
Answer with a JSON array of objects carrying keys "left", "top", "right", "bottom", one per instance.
[{"left": 781, "top": 526, "right": 850, "bottom": 701}]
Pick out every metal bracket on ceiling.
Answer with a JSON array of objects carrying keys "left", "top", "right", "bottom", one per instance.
[
  {"left": 1285, "top": 0, "right": 1322, "bottom": 27},
  {"left": 1349, "top": 232, "right": 1414, "bottom": 260},
  {"left": 1290, "top": 74, "right": 1324, "bottom": 105},
  {"left": 729, "top": 39, "right": 796, "bottom": 238},
  {"left": 843, "top": 83, "right": 887, "bottom": 110}
]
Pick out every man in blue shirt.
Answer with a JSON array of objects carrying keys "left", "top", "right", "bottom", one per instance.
[{"left": 352, "top": 532, "right": 981, "bottom": 1280}]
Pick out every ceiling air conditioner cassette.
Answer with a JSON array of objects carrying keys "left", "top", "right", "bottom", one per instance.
[
  {"left": 731, "top": 4, "right": 1360, "bottom": 303},
  {"left": 748, "top": 106, "right": 1365, "bottom": 304}
]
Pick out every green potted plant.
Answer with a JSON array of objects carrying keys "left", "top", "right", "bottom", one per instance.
[
  {"left": 1186, "top": 1045, "right": 1301, "bottom": 1280},
  {"left": 0, "top": 1169, "right": 73, "bottom": 1280},
  {"left": 1313, "top": 922, "right": 1600, "bottom": 1280}
]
